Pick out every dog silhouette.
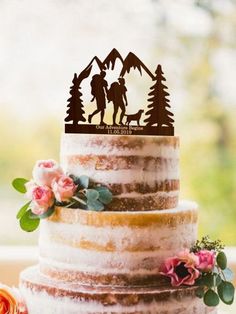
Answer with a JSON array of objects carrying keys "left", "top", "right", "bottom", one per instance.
[{"left": 125, "top": 109, "right": 144, "bottom": 126}]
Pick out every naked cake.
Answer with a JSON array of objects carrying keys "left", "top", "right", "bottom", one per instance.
[
  {"left": 14, "top": 50, "right": 231, "bottom": 313},
  {"left": 19, "top": 134, "right": 217, "bottom": 313}
]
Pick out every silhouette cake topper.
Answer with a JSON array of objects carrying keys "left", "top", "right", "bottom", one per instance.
[{"left": 65, "top": 49, "right": 174, "bottom": 136}]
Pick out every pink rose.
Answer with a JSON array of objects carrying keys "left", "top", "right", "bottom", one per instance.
[
  {"left": 25, "top": 180, "right": 37, "bottom": 199},
  {"left": 32, "top": 159, "right": 63, "bottom": 186},
  {"left": 160, "top": 249, "right": 200, "bottom": 287},
  {"left": 196, "top": 250, "right": 215, "bottom": 272},
  {"left": 52, "top": 175, "right": 77, "bottom": 202},
  {"left": 31, "top": 186, "right": 54, "bottom": 215}
]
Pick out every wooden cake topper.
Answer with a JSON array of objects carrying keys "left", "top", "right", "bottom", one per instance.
[{"left": 65, "top": 49, "right": 174, "bottom": 136}]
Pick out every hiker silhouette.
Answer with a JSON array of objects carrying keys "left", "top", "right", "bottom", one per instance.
[
  {"left": 108, "top": 77, "right": 128, "bottom": 125},
  {"left": 88, "top": 71, "right": 108, "bottom": 125}
]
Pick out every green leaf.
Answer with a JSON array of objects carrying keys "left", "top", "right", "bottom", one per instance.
[
  {"left": 217, "top": 281, "right": 235, "bottom": 305},
  {"left": 202, "top": 273, "right": 214, "bottom": 288},
  {"left": 203, "top": 289, "right": 220, "bottom": 307},
  {"left": 16, "top": 201, "right": 31, "bottom": 219},
  {"left": 195, "top": 277, "right": 204, "bottom": 286},
  {"left": 215, "top": 274, "right": 222, "bottom": 287},
  {"left": 223, "top": 268, "right": 234, "bottom": 282},
  {"left": 29, "top": 207, "right": 55, "bottom": 219},
  {"left": 12, "top": 178, "right": 29, "bottom": 193},
  {"left": 86, "top": 189, "right": 99, "bottom": 202},
  {"left": 217, "top": 251, "right": 227, "bottom": 270},
  {"left": 97, "top": 188, "right": 112, "bottom": 204},
  {"left": 20, "top": 210, "right": 40, "bottom": 232},
  {"left": 69, "top": 174, "right": 78, "bottom": 182},
  {"left": 78, "top": 175, "right": 89, "bottom": 189},
  {"left": 39, "top": 207, "right": 55, "bottom": 219},
  {"left": 87, "top": 200, "right": 104, "bottom": 211},
  {"left": 196, "top": 286, "right": 205, "bottom": 298}
]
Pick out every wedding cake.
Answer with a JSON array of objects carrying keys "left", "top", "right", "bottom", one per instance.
[
  {"left": 14, "top": 50, "right": 228, "bottom": 313},
  {"left": 19, "top": 134, "right": 216, "bottom": 313}
]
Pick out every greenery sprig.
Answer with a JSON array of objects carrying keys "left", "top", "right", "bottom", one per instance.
[
  {"left": 193, "top": 236, "right": 234, "bottom": 307},
  {"left": 12, "top": 175, "right": 112, "bottom": 233},
  {"left": 191, "top": 235, "right": 225, "bottom": 253},
  {"left": 67, "top": 175, "right": 113, "bottom": 211}
]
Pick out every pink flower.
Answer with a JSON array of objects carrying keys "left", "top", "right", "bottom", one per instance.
[
  {"left": 31, "top": 186, "right": 54, "bottom": 215},
  {"left": 52, "top": 175, "right": 77, "bottom": 202},
  {"left": 196, "top": 250, "right": 215, "bottom": 272},
  {"left": 160, "top": 249, "right": 200, "bottom": 287},
  {"left": 25, "top": 180, "right": 37, "bottom": 199},
  {"left": 32, "top": 159, "right": 63, "bottom": 186}
]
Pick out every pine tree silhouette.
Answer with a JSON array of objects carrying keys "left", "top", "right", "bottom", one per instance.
[
  {"left": 144, "top": 65, "right": 174, "bottom": 129},
  {"left": 65, "top": 73, "right": 86, "bottom": 124}
]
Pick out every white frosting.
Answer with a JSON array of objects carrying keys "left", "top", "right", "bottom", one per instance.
[
  {"left": 39, "top": 229, "right": 196, "bottom": 274},
  {"left": 62, "top": 164, "right": 179, "bottom": 183},
  {"left": 39, "top": 211, "right": 193, "bottom": 252},
  {"left": 20, "top": 284, "right": 216, "bottom": 314},
  {"left": 60, "top": 134, "right": 179, "bottom": 158},
  {"left": 39, "top": 201, "right": 198, "bottom": 276}
]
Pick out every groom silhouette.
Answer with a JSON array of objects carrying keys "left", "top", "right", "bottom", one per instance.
[
  {"left": 88, "top": 71, "right": 108, "bottom": 125},
  {"left": 108, "top": 77, "right": 128, "bottom": 125}
]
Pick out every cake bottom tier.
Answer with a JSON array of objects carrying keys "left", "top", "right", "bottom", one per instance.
[{"left": 20, "top": 266, "right": 217, "bottom": 314}]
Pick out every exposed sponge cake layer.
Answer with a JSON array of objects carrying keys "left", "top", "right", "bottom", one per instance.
[
  {"left": 39, "top": 201, "right": 198, "bottom": 286},
  {"left": 20, "top": 266, "right": 216, "bottom": 314}
]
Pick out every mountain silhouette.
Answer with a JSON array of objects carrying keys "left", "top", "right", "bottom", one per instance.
[
  {"left": 103, "top": 48, "right": 123, "bottom": 70},
  {"left": 77, "top": 49, "right": 154, "bottom": 83},
  {"left": 120, "top": 52, "right": 154, "bottom": 79},
  {"left": 77, "top": 56, "right": 105, "bottom": 83}
]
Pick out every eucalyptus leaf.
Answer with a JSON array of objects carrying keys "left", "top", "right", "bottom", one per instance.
[
  {"left": 202, "top": 273, "right": 214, "bottom": 288},
  {"left": 196, "top": 286, "right": 205, "bottom": 298},
  {"left": 86, "top": 189, "right": 99, "bottom": 202},
  {"left": 195, "top": 277, "right": 204, "bottom": 286},
  {"left": 29, "top": 207, "right": 55, "bottom": 219},
  {"left": 38, "top": 207, "right": 55, "bottom": 219},
  {"left": 12, "top": 178, "right": 29, "bottom": 193},
  {"left": 20, "top": 210, "right": 40, "bottom": 232},
  {"left": 217, "top": 281, "right": 235, "bottom": 305},
  {"left": 217, "top": 251, "right": 227, "bottom": 270},
  {"left": 223, "top": 268, "right": 234, "bottom": 282},
  {"left": 69, "top": 174, "right": 78, "bottom": 182},
  {"left": 98, "top": 188, "right": 112, "bottom": 205},
  {"left": 16, "top": 201, "right": 31, "bottom": 219},
  {"left": 215, "top": 274, "right": 222, "bottom": 287},
  {"left": 78, "top": 175, "right": 89, "bottom": 189},
  {"left": 203, "top": 289, "right": 220, "bottom": 307},
  {"left": 87, "top": 200, "right": 104, "bottom": 211}
]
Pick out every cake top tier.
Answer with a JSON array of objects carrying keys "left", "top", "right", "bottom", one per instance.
[
  {"left": 64, "top": 48, "right": 174, "bottom": 136},
  {"left": 61, "top": 134, "right": 179, "bottom": 211}
]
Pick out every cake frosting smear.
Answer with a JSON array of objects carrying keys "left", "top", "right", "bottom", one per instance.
[{"left": 18, "top": 50, "right": 218, "bottom": 313}]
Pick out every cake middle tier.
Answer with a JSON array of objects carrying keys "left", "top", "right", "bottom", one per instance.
[
  {"left": 39, "top": 200, "right": 198, "bottom": 287},
  {"left": 60, "top": 134, "right": 179, "bottom": 211}
]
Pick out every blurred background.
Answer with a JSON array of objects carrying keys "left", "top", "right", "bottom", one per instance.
[
  {"left": 0, "top": 1, "right": 236, "bottom": 252},
  {"left": 0, "top": 1, "right": 236, "bottom": 312}
]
